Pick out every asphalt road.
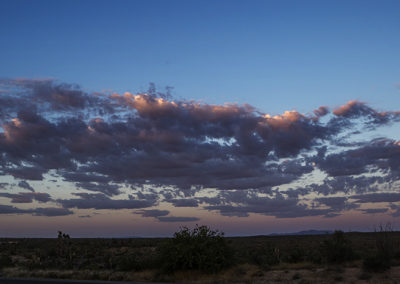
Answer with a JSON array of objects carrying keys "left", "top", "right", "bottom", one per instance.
[{"left": 0, "top": 278, "right": 169, "bottom": 284}]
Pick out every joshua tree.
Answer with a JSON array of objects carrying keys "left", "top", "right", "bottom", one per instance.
[{"left": 56, "top": 231, "right": 73, "bottom": 268}]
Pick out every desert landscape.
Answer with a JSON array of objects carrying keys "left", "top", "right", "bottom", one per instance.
[
  {"left": 1, "top": 226, "right": 400, "bottom": 283},
  {"left": 1, "top": 1, "right": 400, "bottom": 283}
]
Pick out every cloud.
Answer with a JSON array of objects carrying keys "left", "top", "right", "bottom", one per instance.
[
  {"left": 75, "top": 182, "right": 121, "bottom": 196},
  {"left": 351, "top": 193, "right": 400, "bottom": 203},
  {"left": 203, "top": 191, "right": 334, "bottom": 219},
  {"left": 309, "top": 175, "right": 385, "bottom": 195},
  {"left": 156, "top": 216, "right": 200, "bottom": 222},
  {"left": 314, "top": 138, "right": 400, "bottom": 179},
  {"left": 134, "top": 209, "right": 170, "bottom": 218},
  {"left": 78, "top": 215, "right": 91, "bottom": 218},
  {"left": 313, "top": 106, "right": 329, "bottom": 118},
  {"left": 134, "top": 209, "right": 199, "bottom": 222},
  {"left": 315, "top": 196, "right": 359, "bottom": 211},
  {"left": 167, "top": 198, "right": 199, "bottom": 207},
  {"left": 359, "top": 208, "right": 388, "bottom": 214},
  {"left": 0, "top": 78, "right": 106, "bottom": 111},
  {"left": 1, "top": 79, "right": 400, "bottom": 219},
  {"left": 33, "top": 207, "right": 73, "bottom": 217},
  {"left": 332, "top": 100, "right": 400, "bottom": 125},
  {"left": 0, "top": 204, "right": 29, "bottom": 214},
  {"left": 0, "top": 183, "right": 8, "bottom": 190},
  {"left": 0, "top": 204, "right": 73, "bottom": 216},
  {"left": 57, "top": 193, "right": 157, "bottom": 210},
  {"left": 0, "top": 192, "right": 52, "bottom": 203},
  {"left": 18, "top": 181, "right": 35, "bottom": 192},
  {"left": 390, "top": 204, "right": 400, "bottom": 217},
  {"left": 6, "top": 167, "right": 45, "bottom": 181}
]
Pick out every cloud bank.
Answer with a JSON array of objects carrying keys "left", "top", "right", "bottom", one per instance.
[{"left": 1, "top": 79, "right": 400, "bottom": 220}]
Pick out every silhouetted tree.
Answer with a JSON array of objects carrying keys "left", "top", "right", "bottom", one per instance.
[
  {"left": 363, "top": 223, "right": 394, "bottom": 272},
  {"left": 56, "top": 231, "right": 73, "bottom": 268},
  {"left": 322, "top": 230, "right": 354, "bottom": 264},
  {"left": 158, "top": 225, "right": 233, "bottom": 273}
]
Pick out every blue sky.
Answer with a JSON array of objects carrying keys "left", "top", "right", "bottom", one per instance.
[
  {"left": 1, "top": 0, "right": 400, "bottom": 237},
  {"left": 1, "top": 0, "right": 399, "bottom": 112}
]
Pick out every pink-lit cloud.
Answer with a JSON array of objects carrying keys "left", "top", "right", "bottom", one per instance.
[{"left": 0, "top": 79, "right": 400, "bottom": 221}]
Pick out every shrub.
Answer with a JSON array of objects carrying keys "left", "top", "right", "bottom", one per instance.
[
  {"left": 158, "top": 225, "right": 233, "bottom": 273},
  {"left": 114, "top": 254, "right": 140, "bottom": 271},
  {"left": 249, "top": 245, "right": 280, "bottom": 268},
  {"left": 285, "top": 246, "right": 304, "bottom": 263},
  {"left": 112, "top": 251, "right": 157, "bottom": 271},
  {"left": 375, "top": 223, "right": 394, "bottom": 260},
  {"left": 0, "top": 254, "right": 12, "bottom": 268},
  {"left": 363, "top": 223, "right": 394, "bottom": 273},
  {"left": 362, "top": 253, "right": 391, "bottom": 273},
  {"left": 56, "top": 231, "right": 73, "bottom": 268},
  {"left": 292, "top": 272, "right": 301, "bottom": 280},
  {"left": 321, "top": 230, "right": 354, "bottom": 264}
]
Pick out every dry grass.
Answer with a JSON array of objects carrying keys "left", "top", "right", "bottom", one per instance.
[
  {"left": 2, "top": 232, "right": 400, "bottom": 283},
  {"left": 3, "top": 265, "right": 400, "bottom": 283},
  {"left": 1, "top": 267, "right": 156, "bottom": 282}
]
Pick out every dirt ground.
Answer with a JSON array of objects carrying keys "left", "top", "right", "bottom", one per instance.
[{"left": 2, "top": 263, "right": 399, "bottom": 284}]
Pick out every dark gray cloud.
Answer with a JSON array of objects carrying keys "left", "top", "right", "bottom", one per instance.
[
  {"left": 0, "top": 192, "right": 52, "bottom": 203},
  {"left": 156, "top": 216, "right": 200, "bottom": 222},
  {"left": 18, "top": 181, "right": 34, "bottom": 192},
  {"left": 351, "top": 193, "right": 400, "bottom": 203},
  {"left": 315, "top": 138, "right": 400, "bottom": 178},
  {"left": 0, "top": 204, "right": 73, "bottom": 216},
  {"left": 313, "top": 106, "right": 329, "bottom": 118},
  {"left": 205, "top": 202, "right": 333, "bottom": 219},
  {"left": 33, "top": 207, "right": 73, "bottom": 217},
  {"left": 75, "top": 182, "right": 121, "bottom": 196},
  {"left": 6, "top": 167, "right": 45, "bottom": 181},
  {"left": 308, "top": 175, "right": 384, "bottom": 196},
  {"left": 0, "top": 79, "right": 332, "bottom": 192},
  {"left": 360, "top": 208, "right": 388, "bottom": 214},
  {"left": 134, "top": 209, "right": 198, "bottom": 222},
  {"left": 0, "top": 204, "right": 29, "bottom": 214},
  {"left": 78, "top": 215, "right": 92, "bottom": 218},
  {"left": 315, "top": 196, "right": 359, "bottom": 211},
  {"left": 0, "top": 78, "right": 110, "bottom": 112},
  {"left": 1, "top": 79, "right": 400, "bottom": 219},
  {"left": 203, "top": 191, "right": 334, "bottom": 219},
  {"left": 332, "top": 100, "right": 400, "bottom": 125},
  {"left": 168, "top": 198, "right": 199, "bottom": 207},
  {"left": 57, "top": 193, "right": 157, "bottom": 210},
  {"left": 390, "top": 204, "right": 400, "bottom": 217},
  {"left": 134, "top": 209, "right": 170, "bottom": 218}
]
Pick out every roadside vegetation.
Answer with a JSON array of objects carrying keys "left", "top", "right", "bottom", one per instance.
[{"left": 1, "top": 224, "right": 400, "bottom": 283}]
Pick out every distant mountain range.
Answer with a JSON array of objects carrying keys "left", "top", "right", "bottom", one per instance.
[
  {"left": 127, "top": 230, "right": 335, "bottom": 238},
  {"left": 268, "top": 229, "right": 333, "bottom": 236}
]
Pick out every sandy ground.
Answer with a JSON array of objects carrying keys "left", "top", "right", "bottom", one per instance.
[{"left": 2, "top": 264, "right": 398, "bottom": 283}]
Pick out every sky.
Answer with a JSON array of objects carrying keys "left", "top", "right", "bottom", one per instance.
[{"left": 0, "top": 0, "right": 400, "bottom": 237}]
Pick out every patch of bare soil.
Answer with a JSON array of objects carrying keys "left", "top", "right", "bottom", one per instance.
[{"left": 2, "top": 264, "right": 400, "bottom": 283}]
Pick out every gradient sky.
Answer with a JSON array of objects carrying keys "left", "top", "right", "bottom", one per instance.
[{"left": 1, "top": 0, "right": 400, "bottom": 237}]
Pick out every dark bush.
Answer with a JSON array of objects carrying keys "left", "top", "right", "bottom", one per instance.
[
  {"left": 363, "top": 253, "right": 391, "bottom": 273},
  {"left": 249, "top": 245, "right": 280, "bottom": 268},
  {"left": 158, "top": 225, "right": 233, "bottom": 273},
  {"left": 284, "top": 246, "right": 304, "bottom": 263},
  {"left": 305, "top": 248, "right": 323, "bottom": 264},
  {"left": 363, "top": 223, "right": 394, "bottom": 273},
  {"left": 111, "top": 251, "right": 157, "bottom": 271},
  {"left": 375, "top": 223, "right": 394, "bottom": 260},
  {"left": 114, "top": 254, "right": 140, "bottom": 271},
  {"left": 0, "top": 254, "right": 12, "bottom": 268},
  {"left": 321, "top": 230, "right": 354, "bottom": 264}
]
